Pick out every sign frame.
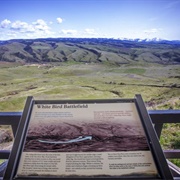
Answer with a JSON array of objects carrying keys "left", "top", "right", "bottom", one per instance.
[{"left": 4, "top": 94, "right": 173, "bottom": 180}]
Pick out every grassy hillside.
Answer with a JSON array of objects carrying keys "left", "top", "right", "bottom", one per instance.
[
  {"left": 0, "top": 62, "right": 179, "bottom": 111},
  {"left": 0, "top": 38, "right": 180, "bottom": 64}
]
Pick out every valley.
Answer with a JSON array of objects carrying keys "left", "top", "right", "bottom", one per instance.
[
  {"left": 0, "top": 38, "right": 179, "bottom": 111},
  {"left": 0, "top": 62, "right": 179, "bottom": 111}
]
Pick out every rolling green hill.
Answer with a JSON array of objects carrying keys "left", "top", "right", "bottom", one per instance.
[{"left": 0, "top": 38, "right": 180, "bottom": 64}]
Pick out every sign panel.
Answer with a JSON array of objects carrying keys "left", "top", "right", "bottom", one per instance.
[{"left": 4, "top": 95, "right": 173, "bottom": 179}]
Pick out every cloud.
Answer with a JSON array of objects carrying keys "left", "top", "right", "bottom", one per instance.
[
  {"left": 141, "top": 28, "right": 164, "bottom": 39},
  {"left": 11, "top": 21, "right": 26, "bottom": 30},
  {"left": 57, "top": 17, "right": 63, "bottom": 24},
  {"left": 7, "top": 32, "right": 17, "bottom": 37},
  {"left": 33, "top": 19, "right": 47, "bottom": 26},
  {"left": 32, "top": 19, "right": 50, "bottom": 31},
  {"left": 10, "top": 20, "right": 36, "bottom": 34},
  {"left": 144, "top": 28, "right": 159, "bottom": 34},
  {"left": 61, "top": 29, "right": 78, "bottom": 35},
  {"left": 84, "top": 28, "right": 96, "bottom": 35},
  {"left": 2, "top": 19, "right": 54, "bottom": 39},
  {"left": 1, "top": 18, "right": 100, "bottom": 39},
  {"left": 1, "top": 19, "right": 11, "bottom": 28}
]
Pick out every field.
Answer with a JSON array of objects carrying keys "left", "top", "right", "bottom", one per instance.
[{"left": 0, "top": 62, "right": 179, "bottom": 111}]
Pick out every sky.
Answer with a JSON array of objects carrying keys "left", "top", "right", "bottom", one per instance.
[{"left": 0, "top": 0, "right": 180, "bottom": 40}]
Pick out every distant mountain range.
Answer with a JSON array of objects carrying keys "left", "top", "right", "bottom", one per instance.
[
  {"left": 119, "top": 37, "right": 180, "bottom": 43},
  {"left": 0, "top": 38, "right": 180, "bottom": 64}
]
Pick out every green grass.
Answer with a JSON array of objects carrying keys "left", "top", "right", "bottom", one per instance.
[
  {"left": 160, "top": 123, "right": 180, "bottom": 167},
  {"left": 160, "top": 124, "right": 180, "bottom": 149},
  {"left": 0, "top": 63, "right": 179, "bottom": 111},
  {"left": 123, "top": 68, "right": 146, "bottom": 75},
  {"left": 0, "top": 159, "right": 6, "bottom": 164},
  {"left": 0, "top": 97, "right": 27, "bottom": 111}
]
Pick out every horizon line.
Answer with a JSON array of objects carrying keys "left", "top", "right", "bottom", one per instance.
[{"left": 1, "top": 37, "right": 180, "bottom": 42}]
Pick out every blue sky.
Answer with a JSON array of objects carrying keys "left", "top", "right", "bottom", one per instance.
[{"left": 0, "top": 0, "right": 180, "bottom": 40}]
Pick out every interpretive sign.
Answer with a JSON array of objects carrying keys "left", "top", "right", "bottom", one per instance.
[{"left": 4, "top": 95, "right": 173, "bottom": 179}]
